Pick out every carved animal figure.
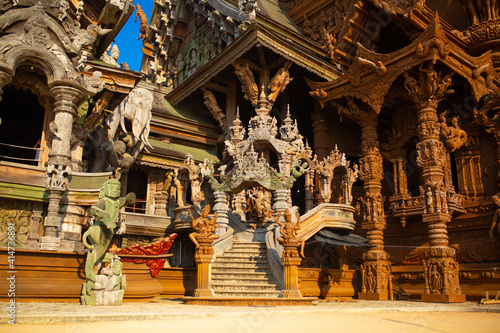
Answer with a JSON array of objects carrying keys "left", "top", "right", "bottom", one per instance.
[
  {"left": 135, "top": 4, "right": 149, "bottom": 44},
  {"left": 106, "top": 87, "right": 154, "bottom": 151}
]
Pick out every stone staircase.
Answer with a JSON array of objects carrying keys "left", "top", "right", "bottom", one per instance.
[{"left": 211, "top": 241, "right": 281, "bottom": 298}]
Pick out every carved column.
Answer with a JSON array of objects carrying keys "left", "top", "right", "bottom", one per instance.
[
  {"left": 357, "top": 115, "right": 391, "bottom": 300},
  {"left": 391, "top": 149, "right": 409, "bottom": 197},
  {"left": 304, "top": 168, "right": 315, "bottom": 212},
  {"left": 41, "top": 85, "right": 83, "bottom": 251},
  {"left": 233, "top": 191, "right": 246, "bottom": 221},
  {"left": 273, "top": 188, "right": 289, "bottom": 214},
  {"left": 312, "top": 112, "right": 329, "bottom": 160},
  {"left": 405, "top": 63, "right": 465, "bottom": 302},
  {"left": 154, "top": 172, "right": 168, "bottom": 216}
]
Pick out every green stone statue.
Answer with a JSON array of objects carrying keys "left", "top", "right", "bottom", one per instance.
[{"left": 81, "top": 179, "right": 135, "bottom": 305}]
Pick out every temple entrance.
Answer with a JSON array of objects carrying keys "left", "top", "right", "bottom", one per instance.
[{"left": 0, "top": 85, "right": 45, "bottom": 166}]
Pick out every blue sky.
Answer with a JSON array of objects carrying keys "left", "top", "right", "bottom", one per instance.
[{"left": 113, "top": 0, "right": 154, "bottom": 72}]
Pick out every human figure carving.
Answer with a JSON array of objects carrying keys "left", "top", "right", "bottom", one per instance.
[
  {"left": 426, "top": 186, "right": 434, "bottom": 214},
  {"left": 419, "top": 62, "right": 438, "bottom": 98},
  {"left": 366, "top": 264, "right": 375, "bottom": 292},
  {"left": 275, "top": 209, "right": 305, "bottom": 258},
  {"left": 489, "top": 193, "right": 500, "bottom": 241},
  {"left": 429, "top": 263, "right": 442, "bottom": 293},
  {"left": 188, "top": 49, "right": 197, "bottom": 76},
  {"left": 189, "top": 205, "right": 219, "bottom": 249},
  {"left": 267, "top": 62, "right": 293, "bottom": 103},
  {"left": 439, "top": 112, "right": 468, "bottom": 152},
  {"left": 81, "top": 179, "right": 135, "bottom": 304},
  {"left": 233, "top": 63, "right": 259, "bottom": 106}
]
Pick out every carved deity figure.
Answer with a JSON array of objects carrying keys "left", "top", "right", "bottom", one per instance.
[
  {"left": 188, "top": 49, "right": 197, "bottom": 76},
  {"left": 267, "top": 63, "right": 293, "bottom": 103},
  {"left": 175, "top": 53, "right": 186, "bottom": 82},
  {"left": 365, "top": 264, "right": 376, "bottom": 292},
  {"left": 81, "top": 179, "right": 135, "bottom": 305},
  {"left": 245, "top": 187, "right": 274, "bottom": 224},
  {"left": 233, "top": 63, "right": 259, "bottom": 106},
  {"left": 322, "top": 27, "right": 336, "bottom": 59},
  {"left": 276, "top": 209, "right": 305, "bottom": 258},
  {"left": 440, "top": 187, "right": 448, "bottom": 213},
  {"left": 439, "top": 112, "right": 468, "bottom": 152},
  {"left": 429, "top": 263, "right": 442, "bottom": 294},
  {"left": 189, "top": 205, "right": 219, "bottom": 250},
  {"left": 489, "top": 193, "right": 500, "bottom": 241},
  {"left": 426, "top": 186, "right": 434, "bottom": 214},
  {"left": 164, "top": 62, "right": 177, "bottom": 88}
]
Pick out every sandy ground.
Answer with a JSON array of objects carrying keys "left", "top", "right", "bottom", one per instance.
[{"left": 2, "top": 311, "right": 500, "bottom": 333}]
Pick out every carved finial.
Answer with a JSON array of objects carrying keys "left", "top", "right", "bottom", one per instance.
[
  {"left": 256, "top": 82, "right": 270, "bottom": 115},
  {"left": 230, "top": 106, "right": 245, "bottom": 142}
]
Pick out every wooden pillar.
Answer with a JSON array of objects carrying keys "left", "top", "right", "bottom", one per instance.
[
  {"left": 391, "top": 149, "right": 409, "bottom": 197},
  {"left": 357, "top": 115, "right": 391, "bottom": 300},
  {"left": 312, "top": 112, "right": 329, "bottom": 160},
  {"left": 405, "top": 62, "right": 465, "bottom": 302}
]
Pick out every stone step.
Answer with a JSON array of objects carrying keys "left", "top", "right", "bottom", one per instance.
[
  {"left": 212, "top": 263, "right": 271, "bottom": 270},
  {"left": 212, "top": 282, "right": 279, "bottom": 291},
  {"left": 224, "top": 248, "right": 267, "bottom": 253},
  {"left": 215, "top": 257, "right": 268, "bottom": 263},
  {"left": 212, "top": 268, "right": 274, "bottom": 276},
  {"left": 231, "top": 243, "right": 266, "bottom": 249},
  {"left": 214, "top": 290, "right": 281, "bottom": 298},
  {"left": 219, "top": 253, "right": 268, "bottom": 260},
  {"left": 212, "top": 274, "right": 275, "bottom": 281},
  {"left": 212, "top": 278, "right": 277, "bottom": 286}
]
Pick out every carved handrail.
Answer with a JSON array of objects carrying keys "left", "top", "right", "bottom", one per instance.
[
  {"left": 296, "top": 203, "right": 356, "bottom": 241},
  {"left": 212, "top": 226, "right": 234, "bottom": 256}
]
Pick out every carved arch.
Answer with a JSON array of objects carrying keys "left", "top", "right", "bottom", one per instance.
[{"left": 5, "top": 46, "right": 69, "bottom": 85}]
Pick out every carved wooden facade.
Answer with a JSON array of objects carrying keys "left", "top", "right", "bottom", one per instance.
[{"left": 1, "top": 0, "right": 500, "bottom": 303}]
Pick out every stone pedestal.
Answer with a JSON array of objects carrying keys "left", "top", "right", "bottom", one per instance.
[
  {"left": 358, "top": 249, "right": 391, "bottom": 301},
  {"left": 282, "top": 256, "right": 302, "bottom": 298},
  {"left": 421, "top": 293, "right": 466, "bottom": 303},
  {"left": 193, "top": 250, "right": 215, "bottom": 297},
  {"left": 81, "top": 253, "right": 126, "bottom": 306}
]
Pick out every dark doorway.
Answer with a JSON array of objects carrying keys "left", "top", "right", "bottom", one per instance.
[{"left": 0, "top": 86, "right": 45, "bottom": 166}]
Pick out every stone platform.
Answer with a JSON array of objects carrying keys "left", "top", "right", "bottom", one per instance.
[
  {"left": 182, "top": 296, "right": 317, "bottom": 306},
  {"left": 2, "top": 299, "right": 500, "bottom": 325}
]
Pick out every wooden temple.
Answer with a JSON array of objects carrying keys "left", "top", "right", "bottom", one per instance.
[{"left": 0, "top": 0, "right": 500, "bottom": 305}]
